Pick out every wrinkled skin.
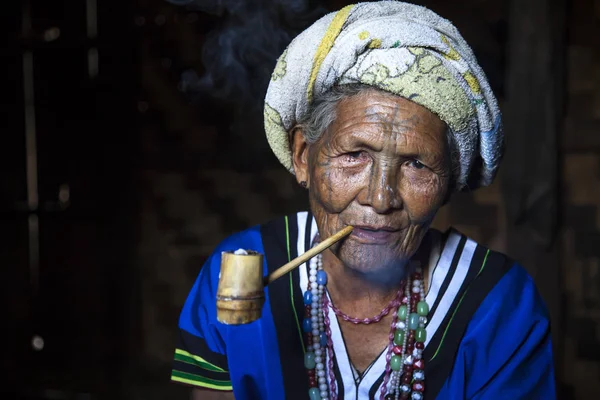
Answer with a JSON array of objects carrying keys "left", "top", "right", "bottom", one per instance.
[
  {"left": 292, "top": 89, "right": 451, "bottom": 301},
  {"left": 191, "top": 91, "right": 453, "bottom": 399},
  {"left": 291, "top": 90, "right": 450, "bottom": 371}
]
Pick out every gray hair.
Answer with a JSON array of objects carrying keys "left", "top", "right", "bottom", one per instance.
[{"left": 297, "top": 83, "right": 460, "bottom": 190}]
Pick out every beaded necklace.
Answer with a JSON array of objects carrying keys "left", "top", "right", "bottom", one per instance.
[{"left": 303, "top": 253, "right": 428, "bottom": 400}]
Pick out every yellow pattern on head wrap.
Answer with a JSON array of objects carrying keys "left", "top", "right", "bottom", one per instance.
[
  {"left": 368, "top": 38, "right": 382, "bottom": 49},
  {"left": 307, "top": 4, "right": 356, "bottom": 102},
  {"left": 265, "top": 2, "right": 504, "bottom": 189},
  {"left": 463, "top": 71, "right": 482, "bottom": 94},
  {"left": 440, "top": 35, "right": 460, "bottom": 61}
]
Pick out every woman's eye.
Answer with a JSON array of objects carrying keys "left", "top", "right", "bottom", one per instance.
[
  {"left": 344, "top": 151, "right": 364, "bottom": 162},
  {"left": 409, "top": 159, "right": 426, "bottom": 169}
]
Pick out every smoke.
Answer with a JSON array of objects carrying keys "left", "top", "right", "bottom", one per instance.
[{"left": 170, "top": 0, "right": 326, "bottom": 127}]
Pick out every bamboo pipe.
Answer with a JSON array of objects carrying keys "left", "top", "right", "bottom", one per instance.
[
  {"left": 264, "top": 225, "right": 353, "bottom": 285},
  {"left": 216, "top": 225, "right": 353, "bottom": 325}
]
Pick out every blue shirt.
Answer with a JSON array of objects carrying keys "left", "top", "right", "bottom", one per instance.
[{"left": 171, "top": 212, "right": 556, "bottom": 399}]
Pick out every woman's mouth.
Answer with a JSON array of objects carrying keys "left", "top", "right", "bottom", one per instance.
[{"left": 350, "top": 225, "right": 401, "bottom": 244}]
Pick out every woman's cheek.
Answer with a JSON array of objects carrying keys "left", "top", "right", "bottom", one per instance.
[
  {"left": 402, "top": 172, "right": 446, "bottom": 218},
  {"left": 312, "top": 164, "right": 356, "bottom": 212},
  {"left": 405, "top": 169, "right": 445, "bottom": 195}
]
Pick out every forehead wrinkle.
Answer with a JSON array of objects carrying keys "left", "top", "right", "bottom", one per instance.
[
  {"left": 328, "top": 93, "right": 447, "bottom": 158},
  {"left": 334, "top": 112, "right": 420, "bottom": 139},
  {"left": 329, "top": 117, "right": 384, "bottom": 145},
  {"left": 364, "top": 101, "right": 418, "bottom": 122},
  {"left": 364, "top": 112, "right": 423, "bottom": 147},
  {"left": 329, "top": 121, "right": 443, "bottom": 156}
]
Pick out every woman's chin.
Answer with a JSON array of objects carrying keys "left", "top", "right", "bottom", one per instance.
[{"left": 338, "top": 247, "right": 410, "bottom": 276}]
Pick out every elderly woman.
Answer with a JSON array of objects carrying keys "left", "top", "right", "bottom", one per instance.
[{"left": 171, "top": 2, "right": 555, "bottom": 400}]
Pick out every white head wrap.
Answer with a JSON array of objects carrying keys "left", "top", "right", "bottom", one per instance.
[{"left": 264, "top": 1, "right": 503, "bottom": 190}]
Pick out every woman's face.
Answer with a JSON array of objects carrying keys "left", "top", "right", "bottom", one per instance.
[{"left": 292, "top": 90, "right": 451, "bottom": 274}]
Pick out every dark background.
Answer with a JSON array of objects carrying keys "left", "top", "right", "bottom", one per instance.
[{"left": 2, "top": 0, "right": 599, "bottom": 399}]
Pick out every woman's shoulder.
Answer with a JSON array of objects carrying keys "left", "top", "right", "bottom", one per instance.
[
  {"left": 483, "top": 259, "right": 550, "bottom": 320},
  {"left": 432, "top": 226, "right": 549, "bottom": 319},
  {"left": 435, "top": 230, "right": 554, "bottom": 399},
  {"left": 212, "top": 224, "right": 264, "bottom": 253},
  {"left": 211, "top": 211, "right": 311, "bottom": 253},
  {"left": 454, "top": 227, "right": 548, "bottom": 317},
  {"left": 201, "top": 211, "right": 312, "bottom": 277}
]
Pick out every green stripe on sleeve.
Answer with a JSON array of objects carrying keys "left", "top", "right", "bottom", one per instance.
[
  {"left": 174, "top": 352, "right": 228, "bottom": 373},
  {"left": 174, "top": 349, "right": 227, "bottom": 372},
  {"left": 171, "top": 370, "right": 233, "bottom": 391}
]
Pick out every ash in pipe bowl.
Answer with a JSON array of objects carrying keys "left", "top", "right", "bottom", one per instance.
[{"left": 216, "top": 250, "right": 265, "bottom": 325}]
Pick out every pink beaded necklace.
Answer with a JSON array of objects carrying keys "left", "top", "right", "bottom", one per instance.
[
  {"left": 328, "top": 288, "right": 404, "bottom": 325},
  {"left": 302, "top": 253, "right": 428, "bottom": 400}
]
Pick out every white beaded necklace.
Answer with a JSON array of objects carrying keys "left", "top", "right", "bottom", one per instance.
[{"left": 303, "top": 254, "right": 428, "bottom": 400}]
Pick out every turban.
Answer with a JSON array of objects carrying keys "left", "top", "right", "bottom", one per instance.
[{"left": 264, "top": 1, "right": 503, "bottom": 190}]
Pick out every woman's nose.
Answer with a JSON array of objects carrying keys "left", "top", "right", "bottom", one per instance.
[{"left": 359, "top": 163, "right": 402, "bottom": 213}]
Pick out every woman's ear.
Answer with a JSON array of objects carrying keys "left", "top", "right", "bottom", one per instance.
[{"left": 291, "top": 126, "right": 310, "bottom": 188}]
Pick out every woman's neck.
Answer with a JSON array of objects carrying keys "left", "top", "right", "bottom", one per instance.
[
  {"left": 323, "top": 251, "right": 405, "bottom": 303},
  {"left": 322, "top": 233, "right": 434, "bottom": 314}
]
